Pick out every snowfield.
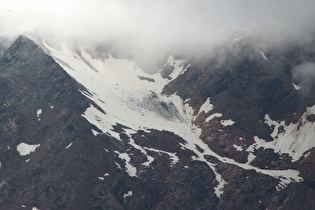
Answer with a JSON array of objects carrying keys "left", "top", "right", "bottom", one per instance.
[
  {"left": 43, "top": 41, "right": 310, "bottom": 198},
  {"left": 247, "top": 108, "right": 315, "bottom": 162}
]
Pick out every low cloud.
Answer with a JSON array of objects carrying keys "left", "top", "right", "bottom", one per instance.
[
  {"left": 292, "top": 62, "right": 315, "bottom": 93},
  {"left": 1, "top": 0, "right": 315, "bottom": 71}
]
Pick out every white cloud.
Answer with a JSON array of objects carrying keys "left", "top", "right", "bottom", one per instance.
[
  {"left": 1, "top": 0, "right": 315, "bottom": 70},
  {"left": 292, "top": 62, "right": 315, "bottom": 93}
]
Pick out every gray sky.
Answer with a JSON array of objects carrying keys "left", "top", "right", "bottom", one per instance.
[{"left": 1, "top": 0, "right": 315, "bottom": 69}]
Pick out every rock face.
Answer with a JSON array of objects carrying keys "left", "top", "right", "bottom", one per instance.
[{"left": 0, "top": 35, "right": 314, "bottom": 209}]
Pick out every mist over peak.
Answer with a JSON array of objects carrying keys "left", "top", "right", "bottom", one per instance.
[{"left": 1, "top": 0, "right": 315, "bottom": 71}]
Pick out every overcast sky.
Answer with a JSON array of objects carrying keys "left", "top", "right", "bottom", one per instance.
[{"left": 1, "top": 0, "right": 315, "bottom": 69}]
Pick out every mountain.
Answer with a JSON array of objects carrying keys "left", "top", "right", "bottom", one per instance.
[{"left": 0, "top": 35, "right": 314, "bottom": 209}]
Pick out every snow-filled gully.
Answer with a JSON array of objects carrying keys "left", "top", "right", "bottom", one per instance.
[{"left": 43, "top": 42, "right": 305, "bottom": 198}]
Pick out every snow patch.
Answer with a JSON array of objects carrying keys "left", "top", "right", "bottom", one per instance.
[
  {"left": 65, "top": 142, "right": 73, "bottom": 149},
  {"left": 123, "top": 191, "right": 133, "bottom": 202},
  {"left": 36, "top": 109, "right": 42, "bottom": 121},
  {"left": 292, "top": 83, "right": 301, "bottom": 90},
  {"left": 220, "top": 119, "right": 235, "bottom": 127},
  {"left": 81, "top": 104, "right": 121, "bottom": 140},
  {"left": 233, "top": 144, "right": 243, "bottom": 151},
  {"left": 260, "top": 51, "right": 268, "bottom": 61},
  {"left": 115, "top": 162, "right": 122, "bottom": 169},
  {"left": 143, "top": 147, "right": 179, "bottom": 167},
  {"left": 205, "top": 113, "right": 223, "bottom": 123},
  {"left": 124, "top": 130, "right": 155, "bottom": 166},
  {"left": 91, "top": 129, "right": 101, "bottom": 136},
  {"left": 164, "top": 55, "right": 188, "bottom": 79},
  {"left": 198, "top": 98, "right": 214, "bottom": 115},
  {"left": 276, "top": 175, "right": 298, "bottom": 192},
  {"left": 115, "top": 151, "right": 137, "bottom": 177},
  {"left": 303, "top": 151, "right": 311, "bottom": 159},
  {"left": 17, "top": 143, "right": 40, "bottom": 156},
  {"left": 247, "top": 153, "right": 256, "bottom": 164}
]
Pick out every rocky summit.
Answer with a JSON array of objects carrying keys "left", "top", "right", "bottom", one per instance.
[{"left": 0, "top": 35, "right": 314, "bottom": 210}]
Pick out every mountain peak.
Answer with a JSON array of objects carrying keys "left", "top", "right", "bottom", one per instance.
[
  {"left": 8, "top": 34, "right": 38, "bottom": 51},
  {"left": 0, "top": 35, "right": 42, "bottom": 65}
]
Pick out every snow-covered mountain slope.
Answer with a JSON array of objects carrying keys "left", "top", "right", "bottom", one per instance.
[
  {"left": 43, "top": 42, "right": 190, "bottom": 138},
  {"left": 247, "top": 107, "right": 315, "bottom": 162},
  {"left": 42, "top": 41, "right": 311, "bottom": 197},
  {"left": 1, "top": 35, "right": 314, "bottom": 209}
]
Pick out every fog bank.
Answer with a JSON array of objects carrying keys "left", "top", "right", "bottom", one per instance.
[{"left": 1, "top": 0, "right": 315, "bottom": 70}]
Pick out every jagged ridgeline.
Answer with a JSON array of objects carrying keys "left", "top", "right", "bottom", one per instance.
[{"left": 0, "top": 35, "right": 314, "bottom": 209}]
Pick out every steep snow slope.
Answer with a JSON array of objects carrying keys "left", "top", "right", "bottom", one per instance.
[
  {"left": 43, "top": 42, "right": 190, "bottom": 138},
  {"left": 43, "top": 42, "right": 305, "bottom": 197},
  {"left": 247, "top": 106, "right": 315, "bottom": 162}
]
